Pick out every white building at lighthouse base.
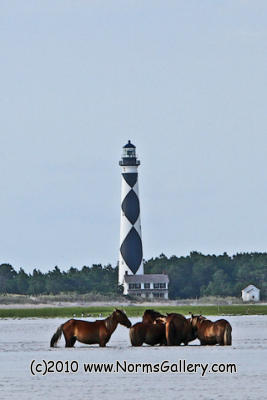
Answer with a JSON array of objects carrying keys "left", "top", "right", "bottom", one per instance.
[{"left": 122, "top": 273, "right": 169, "bottom": 299}]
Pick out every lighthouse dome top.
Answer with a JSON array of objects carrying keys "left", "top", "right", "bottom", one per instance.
[{"left": 123, "top": 140, "right": 136, "bottom": 149}]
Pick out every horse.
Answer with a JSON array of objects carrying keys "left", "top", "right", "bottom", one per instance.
[
  {"left": 50, "top": 309, "right": 131, "bottom": 348},
  {"left": 129, "top": 321, "right": 166, "bottom": 346},
  {"left": 142, "top": 309, "right": 165, "bottom": 324},
  {"left": 129, "top": 309, "right": 167, "bottom": 347},
  {"left": 157, "top": 313, "right": 197, "bottom": 345},
  {"left": 190, "top": 314, "right": 232, "bottom": 345}
]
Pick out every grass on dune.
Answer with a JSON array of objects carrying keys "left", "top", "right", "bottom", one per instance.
[{"left": 0, "top": 304, "right": 267, "bottom": 319}]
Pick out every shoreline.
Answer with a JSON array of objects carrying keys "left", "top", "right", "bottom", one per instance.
[
  {"left": 0, "top": 300, "right": 266, "bottom": 309},
  {"left": 0, "top": 303, "right": 267, "bottom": 318}
]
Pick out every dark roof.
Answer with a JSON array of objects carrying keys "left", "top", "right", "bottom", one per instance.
[
  {"left": 124, "top": 274, "right": 169, "bottom": 284},
  {"left": 123, "top": 140, "right": 136, "bottom": 148},
  {"left": 242, "top": 284, "right": 259, "bottom": 293}
]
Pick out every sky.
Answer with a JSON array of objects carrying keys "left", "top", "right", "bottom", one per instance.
[{"left": 1, "top": 0, "right": 267, "bottom": 273}]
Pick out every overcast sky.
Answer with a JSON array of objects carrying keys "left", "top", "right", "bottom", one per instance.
[{"left": 1, "top": 0, "right": 266, "bottom": 273}]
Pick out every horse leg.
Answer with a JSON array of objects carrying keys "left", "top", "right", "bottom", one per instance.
[
  {"left": 65, "top": 336, "right": 76, "bottom": 347},
  {"left": 63, "top": 330, "right": 72, "bottom": 347},
  {"left": 99, "top": 334, "right": 108, "bottom": 347},
  {"left": 131, "top": 337, "right": 143, "bottom": 346},
  {"left": 62, "top": 320, "right": 76, "bottom": 347}
]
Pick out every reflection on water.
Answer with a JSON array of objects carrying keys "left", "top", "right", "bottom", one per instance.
[{"left": 1, "top": 316, "right": 266, "bottom": 400}]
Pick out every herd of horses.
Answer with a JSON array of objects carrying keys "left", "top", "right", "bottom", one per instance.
[{"left": 50, "top": 309, "right": 232, "bottom": 348}]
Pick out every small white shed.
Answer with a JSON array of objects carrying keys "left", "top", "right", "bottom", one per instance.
[{"left": 241, "top": 285, "right": 260, "bottom": 302}]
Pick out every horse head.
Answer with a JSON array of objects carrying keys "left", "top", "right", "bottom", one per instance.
[
  {"left": 114, "top": 309, "right": 132, "bottom": 328},
  {"left": 142, "top": 309, "right": 165, "bottom": 324},
  {"left": 189, "top": 314, "right": 206, "bottom": 329}
]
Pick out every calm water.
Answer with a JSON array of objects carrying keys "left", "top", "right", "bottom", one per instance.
[{"left": 0, "top": 316, "right": 266, "bottom": 400}]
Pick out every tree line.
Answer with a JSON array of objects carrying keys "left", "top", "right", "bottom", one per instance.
[
  {"left": 0, "top": 252, "right": 266, "bottom": 299},
  {"left": 144, "top": 252, "right": 267, "bottom": 299},
  {"left": 0, "top": 264, "right": 121, "bottom": 296}
]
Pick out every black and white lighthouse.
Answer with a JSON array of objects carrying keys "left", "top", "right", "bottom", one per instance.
[
  {"left": 119, "top": 140, "right": 144, "bottom": 285},
  {"left": 118, "top": 141, "right": 169, "bottom": 299}
]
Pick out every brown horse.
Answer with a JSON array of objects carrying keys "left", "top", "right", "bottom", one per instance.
[
  {"left": 157, "top": 313, "right": 197, "bottom": 345},
  {"left": 129, "top": 309, "right": 167, "bottom": 347},
  {"left": 129, "top": 322, "right": 166, "bottom": 346},
  {"left": 50, "top": 309, "right": 131, "bottom": 348},
  {"left": 190, "top": 315, "right": 232, "bottom": 345}
]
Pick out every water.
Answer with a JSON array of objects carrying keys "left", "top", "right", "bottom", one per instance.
[{"left": 0, "top": 316, "right": 266, "bottom": 400}]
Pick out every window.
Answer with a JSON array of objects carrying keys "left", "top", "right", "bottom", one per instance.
[
  {"left": 127, "top": 150, "right": 135, "bottom": 157},
  {"left": 123, "top": 148, "right": 136, "bottom": 158},
  {"left": 153, "top": 283, "right": 160, "bottom": 289},
  {"left": 159, "top": 293, "right": 165, "bottom": 298},
  {"left": 160, "top": 283, "right": 166, "bottom": 289},
  {"left": 153, "top": 292, "right": 160, "bottom": 298},
  {"left": 144, "top": 283, "right": 150, "bottom": 289},
  {"left": 129, "top": 283, "right": 141, "bottom": 289}
]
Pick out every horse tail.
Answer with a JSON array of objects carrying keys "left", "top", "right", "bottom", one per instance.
[
  {"left": 50, "top": 324, "right": 64, "bottom": 347},
  {"left": 167, "top": 319, "right": 176, "bottom": 345},
  {"left": 224, "top": 324, "right": 232, "bottom": 345}
]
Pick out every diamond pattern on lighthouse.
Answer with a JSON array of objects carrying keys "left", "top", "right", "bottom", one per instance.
[
  {"left": 122, "top": 173, "right": 138, "bottom": 188},
  {"left": 121, "top": 189, "right": 140, "bottom": 225},
  {"left": 120, "top": 227, "right": 143, "bottom": 274}
]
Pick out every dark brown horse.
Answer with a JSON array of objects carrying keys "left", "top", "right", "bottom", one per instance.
[
  {"left": 129, "top": 322, "right": 166, "bottom": 346},
  {"left": 190, "top": 315, "right": 232, "bottom": 345},
  {"left": 157, "top": 313, "right": 197, "bottom": 345},
  {"left": 129, "top": 309, "right": 166, "bottom": 346},
  {"left": 50, "top": 309, "right": 131, "bottom": 348}
]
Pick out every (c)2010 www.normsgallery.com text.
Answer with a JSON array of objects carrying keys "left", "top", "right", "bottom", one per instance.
[{"left": 30, "top": 359, "right": 237, "bottom": 377}]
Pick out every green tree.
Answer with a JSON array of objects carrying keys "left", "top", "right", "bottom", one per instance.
[
  {"left": 0, "top": 264, "right": 17, "bottom": 293},
  {"left": 28, "top": 269, "right": 46, "bottom": 295},
  {"left": 15, "top": 268, "right": 29, "bottom": 294}
]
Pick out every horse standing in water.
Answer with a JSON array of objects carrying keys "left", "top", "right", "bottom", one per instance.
[
  {"left": 190, "top": 315, "right": 232, "bottom": 345},
  {"left": 130, "top": 309, "right": 166, "bottom": 346},
  {"left": 157, "top": 313, "right": 197, "bottom": 346},
  {"left": 50, "top": 309, "right": 131, "bottom": 348}
]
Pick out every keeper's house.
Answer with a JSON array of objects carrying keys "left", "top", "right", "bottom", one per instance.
[
  {"left": 241, "top": 284, "right": 260, "bottom": 302},
  {"left": 123, "top": 273, "right": 169, "bottom": 299}
]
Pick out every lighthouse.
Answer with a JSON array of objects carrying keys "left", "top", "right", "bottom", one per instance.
[
  {"left": 119, "top": 140, "right": 144, "bottom": 285},
  {"left": 118, "top": 141, "right": 169, "bottom": 299}
]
